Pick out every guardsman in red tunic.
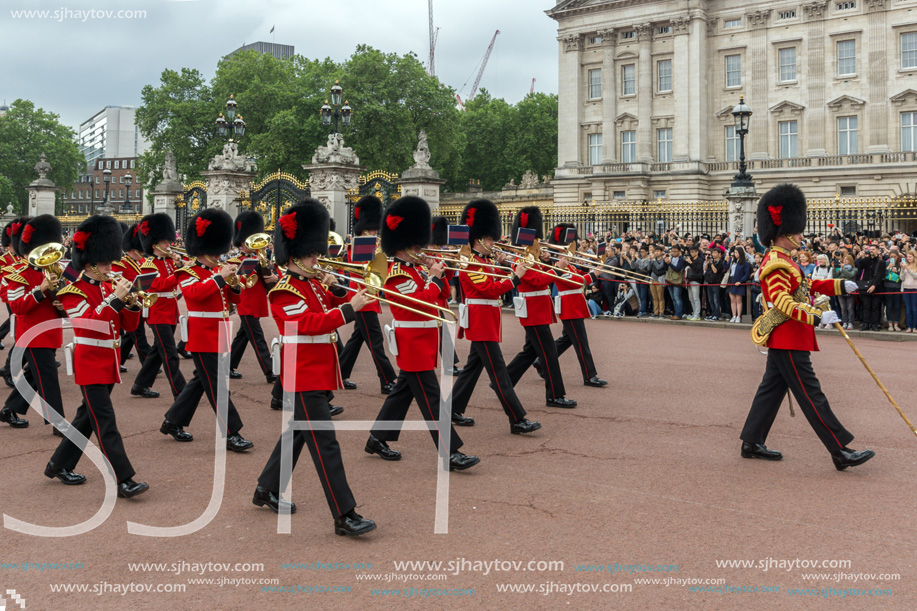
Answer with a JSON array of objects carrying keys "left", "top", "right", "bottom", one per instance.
[
  {"left": 547, "top": 223, "right": 607, "bottom": 388},
  {"left": 46, "top": 215, "right": 149, "bottom": 497},
  {"left": 228, "top": 211, "right": 278, "bottom": 383},
  {"left": 254, "top": 199, "right": 376, "bottom": 537},
  {"left": 364, "top": 197, "right": 480, "bottom": 470},
  {"left": 1, "top": 215, "right": 67, "bottom": 434},
  {"left": 337, "top": 195, "right": 397, "bottom": 394},
  {"left": 431, "top": 216, "right": 462, "bottom": 376},
  {"left": 131, "top": 213, "right": 186, "bottom": 399},
  {"left": 741, "top": 184, "right": 874, "bottom": 471},
  {"left": 449, "top": 199, "right": 541, "bottom": 434},
  {"left": 113, "top": 222, "right": 152, "bottom": 369},
  {"left": 0, "top": 216, "right": 30, "bottom": 387},
  {"left": 505, "top": 207, "right": 577, "bottom": 408},
  {"left": 160, "top": 209, "right": 252, "bottom": 453}
]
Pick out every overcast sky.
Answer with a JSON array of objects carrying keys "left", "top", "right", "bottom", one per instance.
[{"left": 1, "top": 0, "right": 560, "bottom": 132}]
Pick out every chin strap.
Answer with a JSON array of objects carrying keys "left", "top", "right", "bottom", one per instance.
[{"left": 786, "top": 234, "right": 802, "bottom": 249}]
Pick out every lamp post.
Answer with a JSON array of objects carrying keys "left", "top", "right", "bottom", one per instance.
[
  {"left": 120, "top": 173, "right": 133, "bottom": 214},
  {"left": 215, "top": 94, "right": 246, "bottom": 142},
  {"left": 731, "top": 95, "right": 753, "bottom": 188},
  {"left": 320, "top": 80, "right": 352, "bottom": 134},
  {"left": 95, "top": 167, "right": 114, "bottom": 215}
]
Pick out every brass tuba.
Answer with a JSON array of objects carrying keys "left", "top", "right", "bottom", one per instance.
[
  {"left": 243, "top": 232, "right": 272, "bottom": 288},
  {"left": 28, "top": 242, "right": 67, "bottom": 293}
]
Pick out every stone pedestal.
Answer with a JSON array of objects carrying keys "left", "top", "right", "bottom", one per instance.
[
  {"left": 202, "top": 169, "right": 256, "bottom": 218},
  {"left": 725, "top": 184, "right": 759, "bottom": 239},
  {"left": 303, "top": 133, "right": 363, "bottom": 233},
  {"left": 26, "top": 153, "right": 58, "bottom": 216},
  {"left": 400, "top": 168, "right": 445, "bottom": 211},
  {"left": 151, "top": 150, "right": 185, "bottom": 224}
]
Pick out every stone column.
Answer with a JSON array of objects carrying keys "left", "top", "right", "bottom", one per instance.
[
  {"left": 599, "top": 29, "right": 618, "bottom": 164},
  {"left": 150, "top": 184, "right": 182, "bottom": 224},
  {"left": 804, "top": 1, "right": 828, "bottom": 156},
  {"left": 726, "top": 185, "right": 759, "bottom": 238},
  {"left": 635, "top": 23, "right": 654, "bottom": 163},
  {"left": 745, "top": 10, "right": 771, "bottom": 159},
  {"left": 303, "top": 133, "right": 363, "bottom": 233},
  {"left": 558, "top": 34, "right": 584, "bottom": 168},
  {"left": 201, "top": 142, "right": 257, "bottom": 218},
  {"left": 25, "top": 153, "right": 58, "bottom": 216},
  {"left": 686, "top": 15, "right": 708, "bottom": 162},
  {"left": 865, "top": 0, "right": 890, "bottom": 153},
  {"left": 400, "top": 130, "right": 446, "bottom": 211}
]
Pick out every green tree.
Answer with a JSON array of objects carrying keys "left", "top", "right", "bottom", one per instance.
[
  {"left": 505, "top": 92, "right": 558, "bottom": 182},
  {"left": 0, "top": 99, "right": 83, "bottom": 213},
  {"left": 0, "top": 174, "right": 15, "bottom": 211},
  {"left": 457, "top": 90, "right": 517, "bottom": 191}
]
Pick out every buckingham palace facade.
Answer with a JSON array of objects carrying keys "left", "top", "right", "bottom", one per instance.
[{"left": 547, "top": 0, "right": 917, "bottom": 204}]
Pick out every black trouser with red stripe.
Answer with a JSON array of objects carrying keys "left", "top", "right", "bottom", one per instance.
[
  {"left": 120, "top": 317, "right": 152, "bottom": 365},
  {"left": 134, "top": 323, "right": 186, "bottom": 396},
  {"left": 450, "top": 341, "right": 527, "bottom": 422},
  {"left": 555, "top": 318, "right": 598, "bottom": 382},
  {"left": 4, "top": 347, "right": 63, "bottom": 423},
  {"left": 258, "top": 390, "right": 356, "bottom": 518},
  {"left": 372, "top": 369, "right": 462, "bottom": 452},
  {"left": 229, "top": 314, "right": 272, "bottom": 375},
  {"left": 506, "top": 325, "right": 566, "bottom": 400},
  {"left": 50, "top": 384, "right": 135, "bottom": 482},
  {"left": 741, "top": 349, "right": 853, "bottom": 452},
  {"left": 338, "top": 311, "right": 396, "bottom": 386},
  {"left": 165, "top": 352, "right": 244, "bottom": 435}
]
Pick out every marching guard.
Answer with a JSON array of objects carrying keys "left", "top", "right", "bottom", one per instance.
[
  {"left": 113, "top": 223, "right": 152, "bottom": 369},
  {"left": 337, "top": 195, "right": 397, "bottom": 394},
  {"left": 228, "top": 211, "right": 278, "bottom": 383},
  {"left": 449, "top": 199, "right": 541, "bottom": 434},
  {"left": 504, "top": 207, "right": 577, "bottom": 408},
  {"left": 0, "top": 216, "right": 30, "bottom": 387},
  {"left": 131, "top": 214, "right": 186, "bottom": 399},
  {"left": 741, "top": 184, "right": 874, "bottom": 470},
  {"left": 160, "top": 209, "right": 253, "bottom": 452},
  {"left": 0, "top": 215, "right": 67, "bottom": 434},
  {"left": 431, "top": 216, "right": 463, "bottom": 375},
  {"left": 253, "top": 198, "right": 376, "bottom": 537},
  {"left": 46, "top": 215, "right": 148, "bottom": 497},
  {"left": 547, "top": 223, "right": 607, "bottom": 388},
  {"left": 364, "top": 196, "right": 480, "bottom": 470}
]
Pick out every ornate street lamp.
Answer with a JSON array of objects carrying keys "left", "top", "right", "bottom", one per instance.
[
  {"left": 731, "top": 95, "right": 753, "bottom": 188},
  {"left": 121, "top": 173, "right": 133, "bottom": 213},
  {"left": 215, "top": 94, "right": 246, "bottom": 141},
  {"left": 320, "top": 81, "right": 353, "bottom": 134}
]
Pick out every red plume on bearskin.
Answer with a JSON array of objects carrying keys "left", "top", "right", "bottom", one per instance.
[
  {"left": 72, "top": 231, "right": 91, "bottom": 250},
  {"left": 195, "top": 217, "right": 211, "bottom": 237},
  {"left": 185, "top": 208, "right": 232, "bottom": 258},
  {"left": 757, "top": 184, "right": 807, "bottom": 246},
  {"left": 279, "top": 213, "right": 298, "bottom": 239},
  {"left": 71, "top": 216, "right": 122, "bottom": 270},
  {"left": 379, "top": 197, "right": 430, "bottom": 257}
]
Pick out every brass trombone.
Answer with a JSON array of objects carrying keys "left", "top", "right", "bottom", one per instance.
[
  {"left": 495, "top": 241, "right": 581, "bottom": 281},
  {"left": 316, "top": 252, "right": 457, "bottom": 323},
  {"left": 422, "top": 246, "right": 516, "bottom": 280},
  {"left": 542, "top": 242, "right": 653, "bottom": 283}
]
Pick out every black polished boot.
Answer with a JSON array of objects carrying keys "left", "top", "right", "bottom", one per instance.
[
  {"left": 342, "top": 379, "right": 357, "bottom": 390},
  {"left": 831, "top": 447, "right": 875, "bottom": 471},
  {"left": 510, "top": 419, "right": 542, "bottom": 434},
  {"left": 117, "top": 479, "right": 149, "bottom": 498},
  {"left": 380, "top": 382, "right": 396, "bottom": 395},
  {"left": 334, "top": 509, "right": 376, "bottom": 536},
  {"left": 160, "top": 420, "right": 193, "bottom": 442},
  {"left": 329, "top": 405, "right": 344, "bottom": 417},
  {"left": 227, "top": 433, "right": 254, "bottom": 452},
  {"left": 584, "top": 376, "right": 608, "bottom": 387},
  {"left": 451, "top": 413, "right": 475, "bottom": 427},
  {"left": 44, "top": 461, "right": 86, "bottom": 485},
  {"left": 252, "top": 485, "right": 296, "bottom": 514},
  {"left": 0, "top": 407, "right": 28, "bottom": 428},
  {"left": 741, "top": 442, "right": 783, "bottom": 461},
  {"left": 546, "top": 397, "right": 577, "bottom": 408},
  {"left": 130, "top": 385, "right": 160, "bottom": 398},
  {"left": 364, "top": 435, "right": 402, "bottom": 461},
  {"left": 229, "top": 369, "right": 242, "bottom": 380},
  {"left": 449, "top": 452, "right": 481, "bottom": 471}
]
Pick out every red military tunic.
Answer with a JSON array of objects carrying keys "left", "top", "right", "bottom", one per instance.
[
  {"left": 141, "top": 256, "right": 180, "bottom": 325},
  {"left": 6, "top": 265, "right": 63, "bottom": 349},
  {"left": 755, "top": 246, "right": 846, "bottom": 352},
  {"left": 435, "top": 268, "right": 455, "bottom": 309},
  {"left": 269, "top": 272, "right": 354, "bottom": 392},
  {"left": 175, "top": 263, "right": 242, "bottom": 353},
  {"left": 554, "top": 267, "right": 594, "bottom": 321},
  {"left": 112, "top": 254, "right": 144, "bottom": 284},
  {"left": 58, "top": 277, "right": 140, "bottom": 385},
  {"left": 228, "top": 256, "right": 270, "bottom": 318},
  {"left": 514, "top": 260, "right": 556, "bottom": 327},
  {"left": 458, "top": 251, "right": 520, "bottom": 342},
  {"left": 0, "top": 256, "right": 25, "bottom": 304},
  {"left": 384, "top": 260, "right": 444, "bottom": 372}
]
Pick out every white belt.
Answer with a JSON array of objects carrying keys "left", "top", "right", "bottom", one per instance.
[
  {"left": 392, "top": 320, "right": 441, "bottom": 329},
  {"left": 521, "top": 289, "right": 551, "bottom": 298},
  {"left": 465, "top": 299, "right": 501, "bottom": 307},
  {"left": 557, "top": 289, "right": 582, "bottom": 297},
  {"left": 187, "top": 310, "right": 229, "bottom": 319},
  {"left": 73, "top": 337, "right": 120, "bottom": 349},
  {"left": 280, "top": 334, "right": 337, "bottom": 344},
  {"left": 153, "top": 292, "right": 175, "bottom": 299}
]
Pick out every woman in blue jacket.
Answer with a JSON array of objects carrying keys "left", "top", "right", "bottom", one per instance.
[{"left": 727, "top": 246, "right": 751, "bottom": 323}]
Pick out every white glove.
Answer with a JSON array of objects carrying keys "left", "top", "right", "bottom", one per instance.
[
  {"left": 820, "top": 310, "right": 840, "bottom": 326},
  {"left": 844, "top": 280, "right": 858, "bottom": 294}
]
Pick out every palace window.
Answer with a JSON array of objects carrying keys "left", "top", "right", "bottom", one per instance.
[
  {"left": 622, "top": 65, "right": 636, "bottom": 96},
  {"left": 588, "top": 133, "right": 603, "bottom": 166},
  {"left": 725, "top": 54, "right": 741, "bottom": 87},
  {"left": 621, "top": 131, "right": 636, "bottom": 163},
  {"left": 837, "top": 116, "right": 858, "bottom": 155},
  {"left": 588, "top": 69, "right": 602, "bottom": 99},
  {"left": 724, "top": 19, "right": 741, "bottom": 28},
  {"left": 779, "top": 121, "right": 798, "bottom": 158},
  {"left": 656, "top": 128, "right": 673, "bottom": 162},
  {"left": 779, "top": 47, "right": 797, "bottom": 82},
  {"left": 902, "top": 32, "right": 917, "bottom": 69},
  {"left": 657, "top": 60, "right": 672, "bottom": 93},
  {"left": 837, "top": 40, "right": 856, "bottom": 76},
  {"left": 901, "top": 112, "right": 917, "bottom": 152},
  {"left": 725, "top": 126, "right": 740, "bottom": 162}
]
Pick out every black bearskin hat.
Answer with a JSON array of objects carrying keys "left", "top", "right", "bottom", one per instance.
[
  {"left": 380, "top": 196, "right": 431, "bottom": 257},
  {"left": 123, "top": 222, "right": 143, "bottom": 253},
  {"left": 4, "top": 216, "right": 30, "bottom": 252},
  {"left": 329, "top": 217, "right": 336, "bottom": 233},
  {"left": 72, "top": 215, "right": 122, "bottom": 270},
  {"left": 185, "top": 208, "right": 233, "bottom": 258},
  {"left": 510, "top": 206, "right": 544, "bottom": 245},
  {"left": 431, "top": 216, "right": 448, "bottom": 247},
  {"left": 233, "top": 210, "right": 265, "bottom": 248},
  {"left": 549, "top": 223, "right": 577, "bottom": 246},
  {"left": 274, "top": 198, "right": 329, "bottom": 266},
  {"left": 461, "top": 199, "right": 502, "bottom": 244},
  {"left": 353, "top": 195, "right": 383, "bottom": 235},
  {"left": 757, "top": 183, "right": 807, "bottom": 246},
  {"left": 19, "top": 214, "right": 62, "bottom": 256},
  {"left": 138, "top": 213, "right": 176, "bottom": 255}
]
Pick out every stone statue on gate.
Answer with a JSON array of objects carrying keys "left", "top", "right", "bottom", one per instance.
[
  {"left": 208, "top": 141, "right": 256, "bottom": 172},
  {"left": 163, "top": 150, "right": 179, "bottom": 182},
  {"left": 410, "top": 130, "right": 432, "bottom": 170},
  {"left": 312, "top": 132, "right": 359, "bottom": 166}
]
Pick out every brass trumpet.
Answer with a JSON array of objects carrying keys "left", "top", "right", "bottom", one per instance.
[
  {"left": 316, "top": 252, "right": 457, "bottom": 323},
  {"left": 108, "top": 272, "right": 158, "bottom": 309},
  {"left": 422, "top": 246, "right": 515, "bottom": 280}
]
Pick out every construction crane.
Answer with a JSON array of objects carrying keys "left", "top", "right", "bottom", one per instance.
[
  {"left": 530, "top": 78, "right": 536, "bottom": 95},
  {"left": 468, "top": 30, "right": 500, "bottom": 101},
  {"left": 428, "top": 0, "right": 438, "bottom": 76}
]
